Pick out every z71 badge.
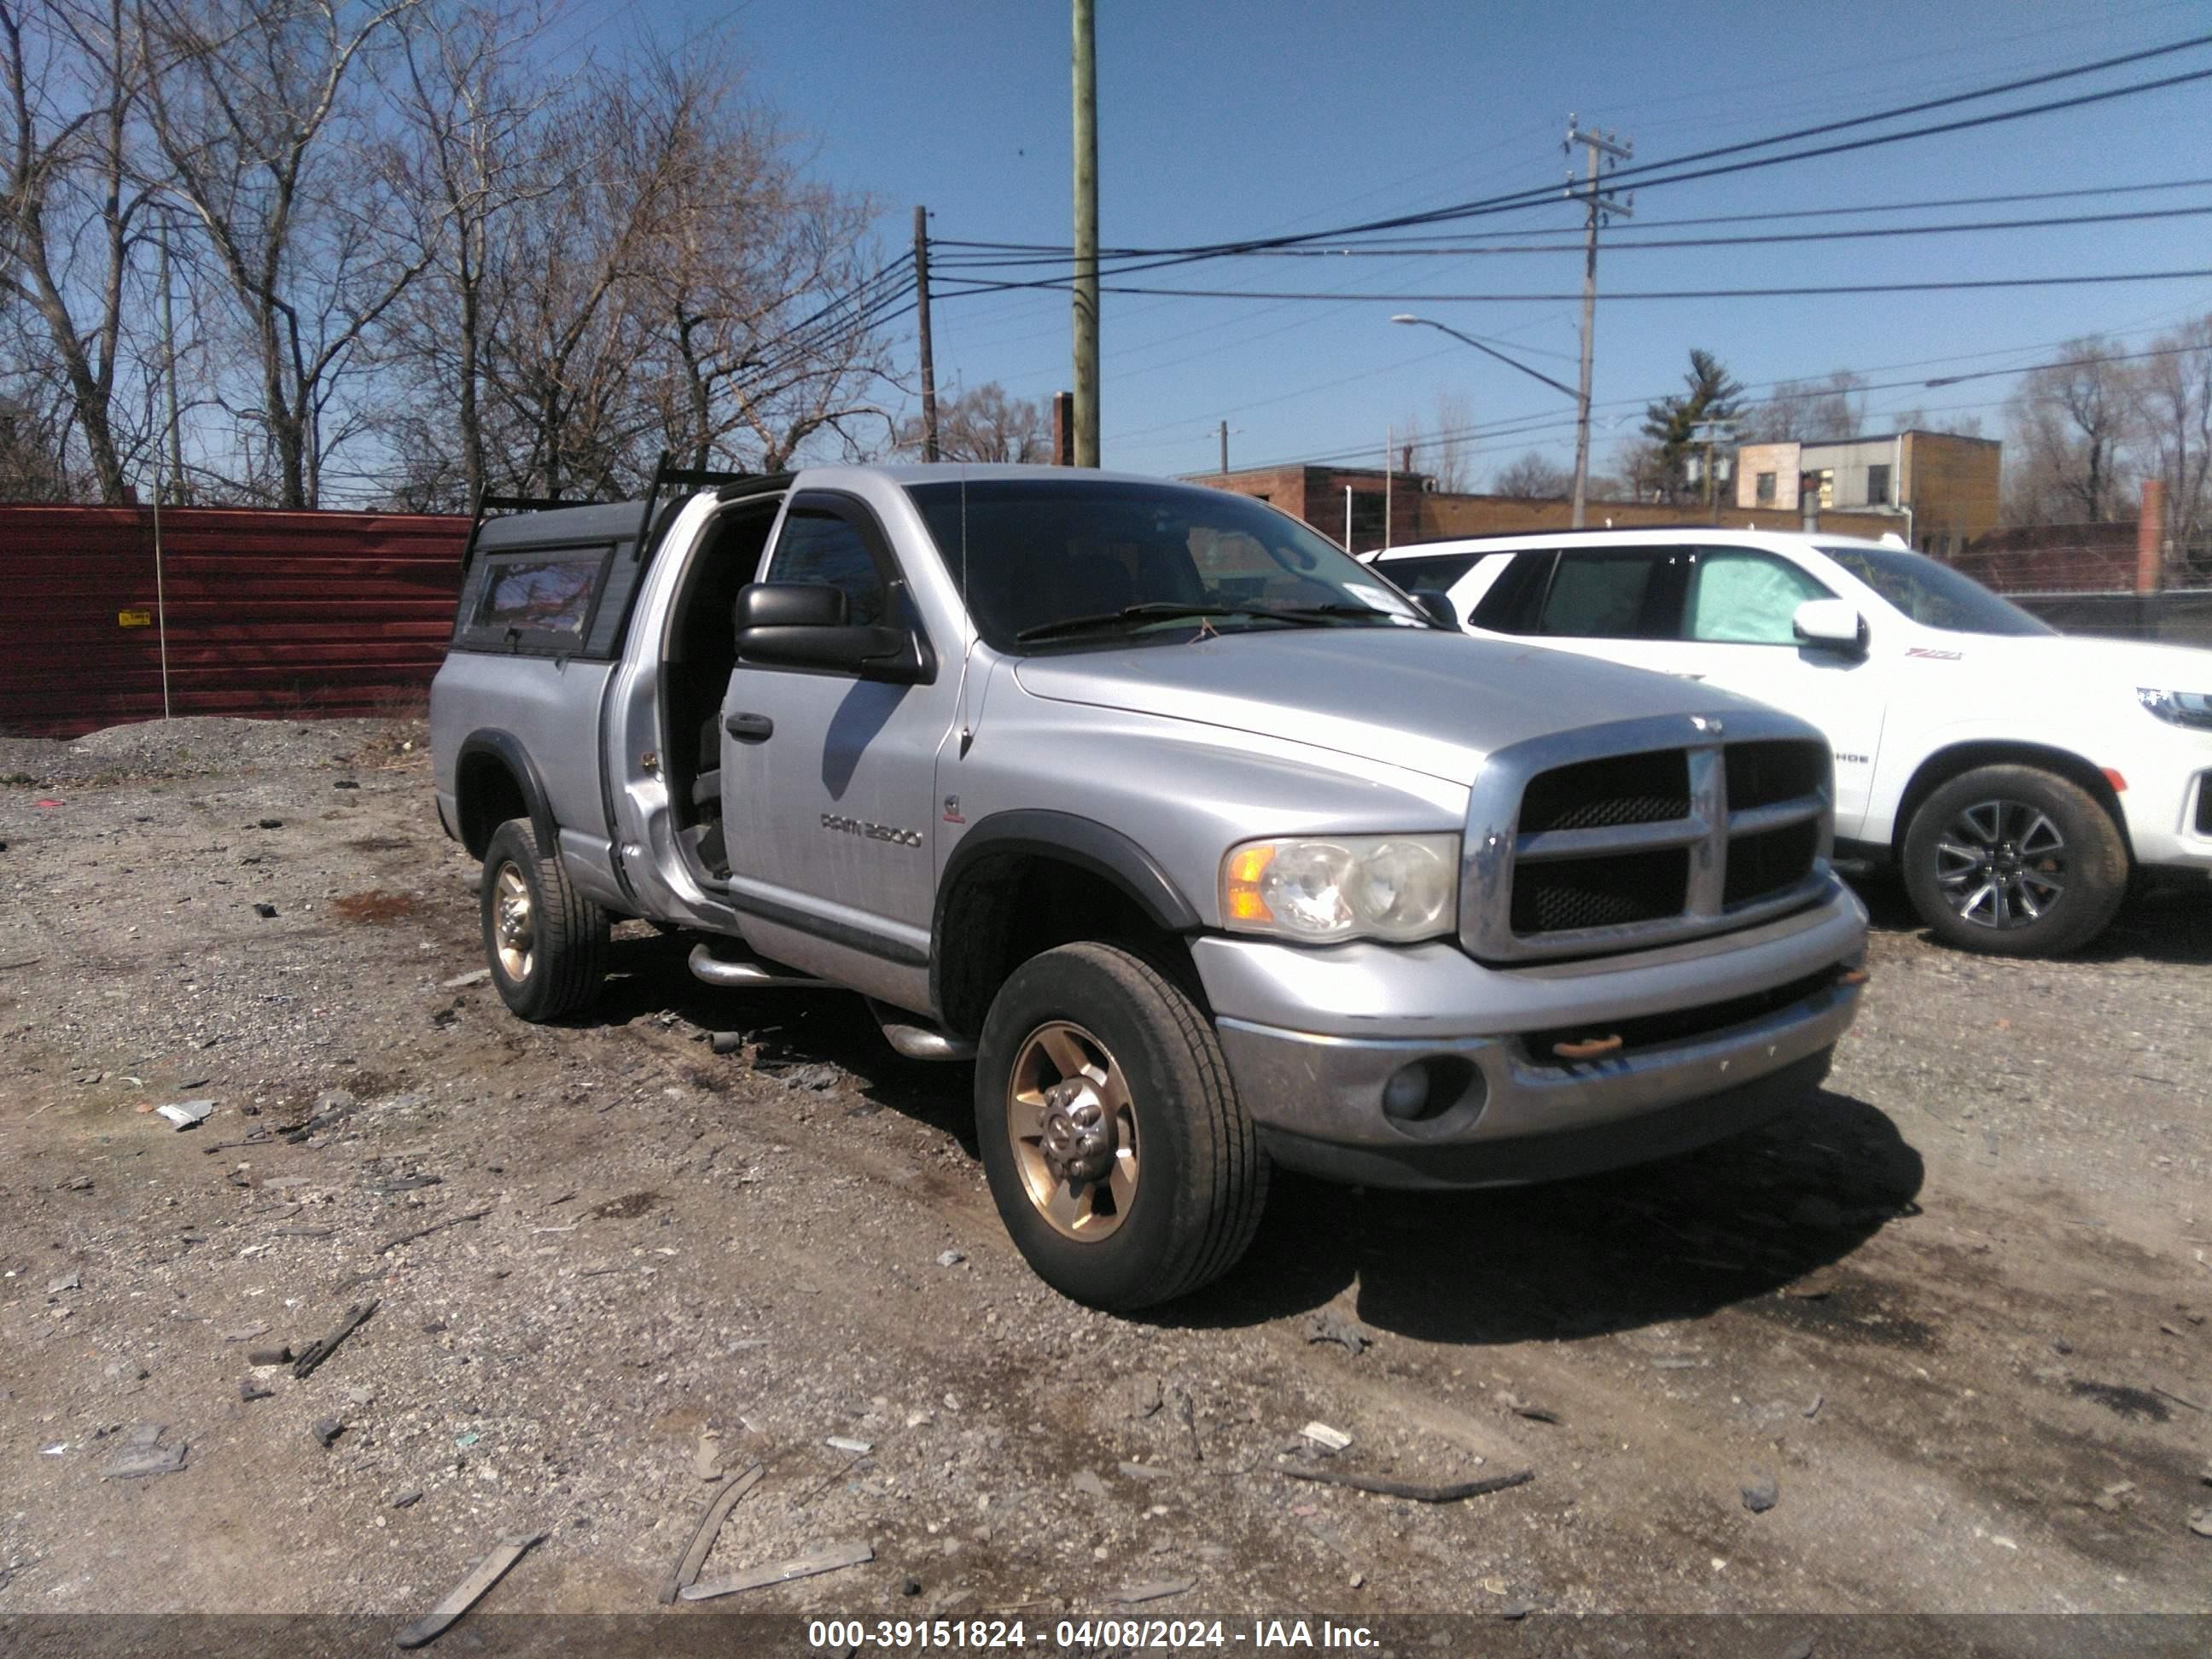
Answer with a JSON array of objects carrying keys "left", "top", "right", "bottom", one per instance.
[{"left": 821, "top": 812, "right": 923, "bottom": 848}]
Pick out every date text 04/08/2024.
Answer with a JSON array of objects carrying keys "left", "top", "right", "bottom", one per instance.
[{"left": 806, "top": 1618, "right": 1380, "bottom": 1649}]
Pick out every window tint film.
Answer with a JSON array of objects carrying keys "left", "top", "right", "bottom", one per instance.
[
  {"left": 766, "top": 508, "right": 888, "bottom": 628},
  {"left": 1537, "top": 551, "right": 1679, "bottom": 638},
  {"left": 474, "top": 555, "right": 601, "bottom": 637},
  {"left": 1685, "top": 550, "right": 1831, "bottom": 644}
]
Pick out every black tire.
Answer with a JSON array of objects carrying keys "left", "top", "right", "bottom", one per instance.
[
  {"left": 975, "top": 942, "right": 1268, "bottom": 1311},
  {"left": 1901, "top": 765, "right": 2128, "bottom": 957},
  {"left": 480, "top": 817, "right": 610, "bottom": 1021}
]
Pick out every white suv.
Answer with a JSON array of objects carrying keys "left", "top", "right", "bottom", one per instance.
[{"left": 1372, "top": 528, "right": 2212, "bottom": 956}]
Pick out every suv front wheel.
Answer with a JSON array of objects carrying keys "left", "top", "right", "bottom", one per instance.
[
  {"left": 1901, "top": 765, "right": 2128, "bottom": 956},
  {"left": 975, "top": 943, "right": 1268, "bottom": 1310},
  {"left": 480, "top": 818, "right": 610, "bottom": 1020}
]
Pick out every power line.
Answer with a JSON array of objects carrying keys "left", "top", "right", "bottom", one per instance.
[{"left": 941, "top": 266, "right": 2212, "bottom": 306}]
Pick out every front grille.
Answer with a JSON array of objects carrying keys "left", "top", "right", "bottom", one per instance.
[
  {"left": 1511, "top": 847, "right": 1690, "bottom": 934},
  {"left": 1519, "top": 749, "right": 1691, "bottom": 832},
  {"left": 2197, "top": 773, "right": 2212, "bottom": 836},
  {"left": 1469, "top": 714, "right": 1836, "bottom": 962},
  {"left": 1726, "top": 818, "right": 1822, "bottom": 908},
  {"left": 1523, "top": 965, "right": 1847, "bottom": 1065},
  {"left": 1726, "top": 739, "right": 1827, "bottom": 811}
]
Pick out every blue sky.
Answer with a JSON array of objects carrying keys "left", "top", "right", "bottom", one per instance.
[{"left": 640, "top": 0, "right": 2212, "bottom": 483}]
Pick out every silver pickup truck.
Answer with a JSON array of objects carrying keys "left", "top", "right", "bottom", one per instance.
[{"left": 430, "top": 463, "right": 1868, "bottom": 1307}]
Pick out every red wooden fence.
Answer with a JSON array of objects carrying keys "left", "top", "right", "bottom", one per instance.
[{"left": 0, "top": 504, "right": 469, "bottom": 738}]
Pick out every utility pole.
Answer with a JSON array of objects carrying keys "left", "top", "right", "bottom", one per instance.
[
  {"left": 1565, "top": 116, "right": 1632, "bottom": 529},
  {"left": 1070, "top": 0, "right": 1100, "bottom": 468},
  {"left": 913, "top": 205, "right": 940, "bottom": 463},
  {"left": 1218, "top": 419, "right": 1229, "bottom": 474}
]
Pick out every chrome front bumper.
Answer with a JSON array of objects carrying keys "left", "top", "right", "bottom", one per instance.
[{"left": 1197, "top": 880, "right": 1867, "bottom": 1189}]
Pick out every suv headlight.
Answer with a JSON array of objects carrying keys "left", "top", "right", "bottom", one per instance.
[
  {"left": 2138, "top": 687, "right": 2212, "bottom": 731},
  {"left": 1220, "top": 834, "right": 1459, "bottom": 943}
]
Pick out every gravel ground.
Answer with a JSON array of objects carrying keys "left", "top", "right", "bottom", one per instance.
[{"left": 2, "top": 718, "right": 2208, "bottom": 1627}]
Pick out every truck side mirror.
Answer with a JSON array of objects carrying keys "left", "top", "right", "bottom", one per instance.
[
  {"left": 733, "top": 582, "right": 923, "bottom": 682},
  {"left": 1792, "top": 597, "right": 1866, "bottom": 655},
  {"left": 1412, "top": 589, "right": 1458, "bottom": 630}
]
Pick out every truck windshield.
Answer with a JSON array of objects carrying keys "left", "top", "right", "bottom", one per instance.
[
  {"left": 906, "top": 478, "right": 1427, "bottom": 651},
  {"left": 1819, "top": 544, "right": 2054, "bottom": 637}
]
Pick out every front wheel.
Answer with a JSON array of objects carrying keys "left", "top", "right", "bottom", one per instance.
[
  {"left": 1901, "top": 765, "right": 2128, "bottom": 956},
  {"left": 975, "top": 943, "right": 1268, "bottom": 1310},
  {"left": 480, "top": 818, "right": 610, "bottom": 1021}
]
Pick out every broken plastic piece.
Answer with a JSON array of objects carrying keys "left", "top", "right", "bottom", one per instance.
[{"left": 393, "top": 1531, "right": 542, "bottom": 1649}]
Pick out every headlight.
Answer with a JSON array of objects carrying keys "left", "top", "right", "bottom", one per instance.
[
  {"left": 1220, "top": 833, "right": 1459, "bottom": 943},
  {"left": 2138, "top": 687, "right": 2212, "bottom": 731}
]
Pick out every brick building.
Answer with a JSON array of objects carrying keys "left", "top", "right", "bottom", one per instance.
[
  {"left": 1196, "top": 465, "right": 1428, "bottom": 553},
  {"left": 1733, "top": 430, "right": 2000, "bottom": 556}
]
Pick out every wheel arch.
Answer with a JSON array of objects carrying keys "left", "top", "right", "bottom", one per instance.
[
  {"left": 1890, "top": 740, "right": 2133, "bottom": 864},
  {"left": 454, "top": 730, "right": 559, "bottom": 860},
  {"left": 932, "top": 812, "right": 1203, "bottom": 1039}
]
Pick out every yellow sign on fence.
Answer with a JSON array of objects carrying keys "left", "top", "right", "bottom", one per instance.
[{"left": 117, "top": 609, "right": 153, "bottom": 628}]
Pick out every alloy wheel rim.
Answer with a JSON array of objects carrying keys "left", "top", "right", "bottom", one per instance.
[
  {"left": 492, "top": 863, "right": 535, "bottom": 979},
  {"left": 1932, "top": 798, "right": 2067, "bottom": 930},
  {"left": 1006, "top": 1021, "right": 1140, "bottom": 1241}
]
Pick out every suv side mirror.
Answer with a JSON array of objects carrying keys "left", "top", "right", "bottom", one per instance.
[
  {"left": 1793, "top": 597, "right": 1866, "bottom": 655},
  {"left": 734, "top": 582, "right": 922, "bottom": 681},
  {"left": 1412, "top": 589, "right": 1459, "bottom": 630}
]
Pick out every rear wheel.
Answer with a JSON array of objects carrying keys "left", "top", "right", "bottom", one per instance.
[
  {"left": 480, "top": 818, "right": 609, "bottom": 1020},
  {"left": 1901, "top": 765, "right": 2127, "bottom": 956},
  {"left": 975, "top": 942, "right": 1267, "bottom": 1310}
]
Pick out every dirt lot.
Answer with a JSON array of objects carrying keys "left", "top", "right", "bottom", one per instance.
[{"left": 2, "top": 716, "right": 2209, "bottom": 1627}]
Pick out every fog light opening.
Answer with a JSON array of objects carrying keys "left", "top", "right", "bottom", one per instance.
[{"left": 1380, "top": 1056, "right": 1481, "bottom": 1127}]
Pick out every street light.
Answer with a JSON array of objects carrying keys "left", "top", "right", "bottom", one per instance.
[{"left": 1390, "top": 314, "right": 1588, "bottom": 522}]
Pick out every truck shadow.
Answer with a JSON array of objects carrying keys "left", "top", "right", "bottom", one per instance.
[{"left": 1170, "top": 1086, "right": 1924, "bottom": 1347}]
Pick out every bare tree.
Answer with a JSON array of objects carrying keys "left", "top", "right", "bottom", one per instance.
[
  {"left": 138, "top": 0, "right": 429, "bottom": 507},
  {"left": 2, "top": 0, "right": 150, "bottom": 500},
  {"left": 1749, "top": 370, "right": 1867, "bottom": 444},
  {"left": 1424, "top": 389, "right": 1473, "bottom": 492},
  {"left": 2003, "top": 335, "right": 2133, "bottom": 524},
  {"left": 1491, "top": 449, "right": 1571, "bottom": 498},
  {"left": 896, "top": 380, "right": 1046, "bottom": 463},
  {"left": 2126, "top": 311, "right": 2212, "bottom": 560}
]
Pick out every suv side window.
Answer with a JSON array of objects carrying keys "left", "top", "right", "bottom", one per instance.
[
  {"left": 1684, "top": 549, "right": 1832, "bottom": 644},
  {"left": 1379, "top": 551, "right": 1481, "bottom": 592},
  {"left": 1534, "top": 550, "right": 1684, "bottom": 639},
  {"left": 765, "top": 504, "right": 888, "bottom": 628}
]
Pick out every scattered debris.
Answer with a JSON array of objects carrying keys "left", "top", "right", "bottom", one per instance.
[
  {"left": 333, "top": 778, "right": 360, "bottom": 790},
  {"left": 1104, "top": 1577, "right": 1195, "bottom": 1604},
  {"left": 1072, "top": 1470, "right": 1109, "bottom": 1499},
  {"left": 936, "top": 1249, "right": 966, "bottom": 1267},
  {"left": 1502, "top": 1393, "right": 1559, "bottom": 1423},
  {"left": 222, "top": 1324, "right": 270, "bottom": 1343},
  {"left": 1126, "top": 1376, "right": 1164, "bottom": 1419},
  {"left": 154, "top": 1099, "right": 214, "bottom": 1130},
  {"left": 441, "top": 967, "right": 491, "bottom": 989},
  {"left": 709, "top": 1032, "right": 746, "bottom": 1056},
  {"left": 680, "top": 1539, "right": 874, "bottom": 1601},
  {"left": 1742, "top": 1475, "right": 1780, "bottom": 1514},
  {"left": 392, "top": 1488, "right": 423, "bottom": 1510},
  {"left": 1119, "top": 1461, "right": 1175, "bottom": 1483},
  {"left": 291, "top": 1298, "right": 377, "bottom": 1379},
  {"left": 1304, "top": 1308, "right": 1371, "bottom": 1355},
  {"left": 1284, "top": 1464, "right": 1533, "bottom": 1504},
  {"left": 1300, "top": 1422, "right": 1353, "bottom": 1453},
  {"left": 2189, "top": 1507, "right": 2212, "bottom": 1539},
  {"left": 257, "top": 818, "right": 282, "bottom": 830},
  {"left": 588, "top": 1191, "right": 659, "bottom": 1220},
  {"left": 825, "top": 1435, "right": 874, "bottom": 1456},
  {"left": 693, "top": 1429, "right": 725, "bottom": 1481},
  {"left": 661, "top": 1462, "right": 765, "bottom": 1604},
  {"left": 246, "top": 1346, "right": 293, "bottom": 1368},
  {"left": 102, "top": 1425, "right": 186, "bottom": 1481},
  {"left": 253, "top": 903, "right": 277, "bottom": 919},
  {"left": 378, "top": 1206, "right": 492, "bottom": 1254},
  {"left": 239, "top": 1379, "right": 274, "bottom": 1403},
  {"left": 2153, "top": 1385, "right": 2208, "bottom": 1415},
  {"left": 46, "top": 1272, "right": 79, "bottom": 1295},
  {"left": 1803, "top": 1394, "right": 1825, "bottom": 1420},
  {"left": 394, "top": 1530, "right": 544, "bottom": 1649},
  {"left": 311, "top": 1417, "right": 345, "bottom": 1448}
]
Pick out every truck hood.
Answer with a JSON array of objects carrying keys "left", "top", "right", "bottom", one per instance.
[{"left": 1011, "top": 628, "right": 1762, "bottom": 787}]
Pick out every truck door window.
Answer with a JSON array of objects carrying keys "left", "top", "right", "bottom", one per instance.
[
  {"left": 765, "top": 507, "right": 888, "bottom": 627},
  {"left": 1534, "top": 550, "right": 1683, "bottom": 639},
  {"left": 1683, "top": 550, "right": 1831, "bottom": 644}
]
